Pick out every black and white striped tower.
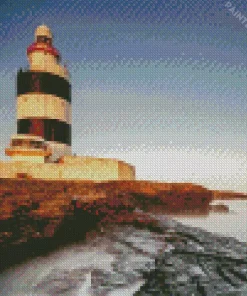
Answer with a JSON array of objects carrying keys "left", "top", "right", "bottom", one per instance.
[{"left": 6, "top": 25, "right": 72, "bottom": 163}]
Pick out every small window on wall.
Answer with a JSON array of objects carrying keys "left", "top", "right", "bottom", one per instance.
[
  {"left": 37, "top": 36, "right": 46, "bottom": 43},
  {"left": 12, "top": 140, "right": 23, "bottom": 146}
]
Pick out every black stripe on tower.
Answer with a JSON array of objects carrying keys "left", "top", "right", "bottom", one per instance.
[
  {"left": 17, "top": 70, "right": 71, "bottom": 103},
  {"left": 17, "top": 119, "right": 71, "bottom": 145}
]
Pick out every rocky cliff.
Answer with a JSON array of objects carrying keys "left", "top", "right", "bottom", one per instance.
[
  {"left": 0, "top": 178, "right": 212, "bottom": 271},
  {"left": 212, "top": 190, "right": 247, "bottom": 200}
]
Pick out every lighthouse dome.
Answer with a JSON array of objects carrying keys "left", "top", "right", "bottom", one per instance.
[{"left": 35, "top": 25, "right": 52, "bottom": 39}]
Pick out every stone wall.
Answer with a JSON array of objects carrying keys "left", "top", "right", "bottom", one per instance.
[
  {"left": 0, "top": 156, "right": 135, "bottom": 181},
  {"left": 118, "top": 160, "right": 136, "bottom": 180}
]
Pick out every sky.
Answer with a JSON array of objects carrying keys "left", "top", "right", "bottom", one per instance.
[{"left": 0, "top": 0, "right": 246, "bottom": 192}]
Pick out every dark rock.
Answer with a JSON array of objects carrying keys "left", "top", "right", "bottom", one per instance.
[{"left": 209, "top": 203, "right": 229, "bottom": 213}]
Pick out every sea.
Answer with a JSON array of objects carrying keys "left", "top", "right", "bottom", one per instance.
[{"left": 171, "top": 199, "right": 247, "bottom": 243}]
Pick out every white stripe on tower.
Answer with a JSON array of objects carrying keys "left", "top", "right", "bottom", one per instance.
[{"left": 17, "top": 94, "right": 71, "bottom": 124}]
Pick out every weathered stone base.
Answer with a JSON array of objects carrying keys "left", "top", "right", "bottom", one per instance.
[{"left": 0, "top": 155, "right": 135, "bottom": 181}]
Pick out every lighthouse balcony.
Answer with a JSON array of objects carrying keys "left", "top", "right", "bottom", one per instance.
[
  {"left": 5, "top": 147, "right": 52, "bottom": 157},
  {"left": 5, "top": 135, "right": 52, "bottom": 158}
]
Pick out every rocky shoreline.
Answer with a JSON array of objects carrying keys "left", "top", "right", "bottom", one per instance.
[
  {"left": 2, "top": 211, "right": 246, "bottom": 296},
  {"left": 87, "top": 214, "right": 247, "bottom": 296},
  {"left": 0, "top": 179, "right": 213, "bottom": 271},
  {"left": 0, "top": 179, "right": 246, "bottom": 295},
  {"left": 136, "top": 215, "right": 247, "bottom": 295}
]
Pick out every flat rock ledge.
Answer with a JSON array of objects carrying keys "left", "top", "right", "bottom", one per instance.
[{"left": 135, "top": 216, "right": 247, "bottom": 296}]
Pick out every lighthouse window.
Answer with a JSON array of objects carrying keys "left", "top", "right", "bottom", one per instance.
[
  {"left": 31, "top": 74, "right": 40, "bottom": 92},
  {"left": 12, "top": 139, "right": 23, "bottom": 146},
  {"left": 37, "top": 36, "right": 46, "bottom": 43},
  {"left": 30, "top": 141, "right": 42, "bottom": 148},
  {"left": 36, "top": 142, "right": 42, "bottom": 148},
  {"left": 11, "top": 139, "right": 29, "bottom": 147}
]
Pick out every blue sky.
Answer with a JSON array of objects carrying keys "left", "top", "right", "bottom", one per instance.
[{"left": 0, "top": 0, "right": 246, "bottom": 192}]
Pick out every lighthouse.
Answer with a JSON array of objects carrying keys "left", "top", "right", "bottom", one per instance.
[
  {"left": 5, "top": 25, "right": 72, "bottom": 163},
  {"left": 2, "top": 25, "right": 135, "bottom": 180}
]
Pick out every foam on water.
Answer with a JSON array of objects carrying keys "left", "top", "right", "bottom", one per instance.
[{"left": 0, "top": 228, "right": 153, "bottom": 295}]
